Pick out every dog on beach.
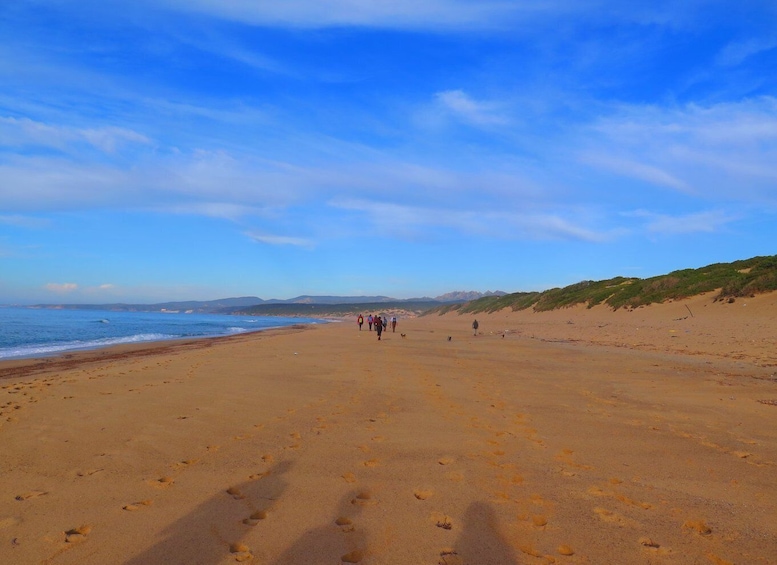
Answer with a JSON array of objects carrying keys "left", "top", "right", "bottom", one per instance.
[{"left": 400, "top": 333, "right": 406, "bottom": 338}]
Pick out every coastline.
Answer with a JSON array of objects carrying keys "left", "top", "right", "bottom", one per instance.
[
  {"left": 0, "top": 323, "right": 314, "bottom": 381},
  {"left": 2, "top": 298, "right": 776, "bottom": 564}
]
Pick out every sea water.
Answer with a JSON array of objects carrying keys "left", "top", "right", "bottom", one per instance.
[{"left": 0, "top": 307, "right": 319, "bottom": 360}]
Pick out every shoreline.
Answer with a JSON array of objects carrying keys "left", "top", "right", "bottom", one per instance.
[{"left": 0, "top": 324, "right": 314, "bottom": 382}]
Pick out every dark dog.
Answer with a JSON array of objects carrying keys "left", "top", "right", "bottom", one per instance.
[{"left": 400, "top": 333, "right": 406, "bottom": 338}]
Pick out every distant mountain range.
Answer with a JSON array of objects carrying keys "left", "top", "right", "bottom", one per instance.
[{"left": 26, "top": 291, "right": 507, "bottom": 314}]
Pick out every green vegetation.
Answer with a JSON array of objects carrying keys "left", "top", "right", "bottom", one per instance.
[
  {"left": 231, "top": 301, "right": 443, "bottom": 318},
  {"left": 427, "top": 255, "right": 777, "bottom": 315}
]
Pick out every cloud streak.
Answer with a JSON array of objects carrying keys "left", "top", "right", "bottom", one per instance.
[
  {"left": 435, "top": 90, "right": 509, "bottom": 127},
  {"left": 0, "top": 116, "right": 150, "bottom": 154}
]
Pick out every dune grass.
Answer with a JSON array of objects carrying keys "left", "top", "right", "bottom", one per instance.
[{"left": 430, "top": 255, "right": 777, "bottom": 315}]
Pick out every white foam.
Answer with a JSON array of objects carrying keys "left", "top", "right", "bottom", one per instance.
[{"left": 0, "top": 333, "right": 176, "bottom": 360}]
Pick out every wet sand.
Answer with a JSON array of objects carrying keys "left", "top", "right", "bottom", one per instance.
[{"left": 1, "top": 293, "right": 776, "bottom": 564}]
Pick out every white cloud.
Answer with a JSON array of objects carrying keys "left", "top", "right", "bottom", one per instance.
[
  {"left": 332, "top": 198, "right": 608, "bottom": 242},
  {"left": 0, "top": 116, "right": 151, "bottom": 153},
  {"left": 245, "top": 232, "right": 314, "bottom": 248},
  {"left": 579, "top": 154, "right": 690, "bottom": 192},
  {"left": 163, "top": 0, "right": 528, "bottom": 30},
  {"left": 717, "top": 36, "right": 777, "bottom": 67},
  {"left": 580, "top": 97, "right": 777, "bottom": 202},
  {"left": 435, "top": 90, "right": 509, "bottom": 127},
  {"left": 155, "top": 0, "right": 736, "bottom": 32},
  {"left": 45, "top": 282, "right": 78, "bottom": 293},
  {"left": 626, "top": 209, "right": 738, "bottom": 235}
]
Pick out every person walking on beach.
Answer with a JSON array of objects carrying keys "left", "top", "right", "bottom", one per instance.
[
  {"left": 375, "top": 316, "right": 383, "bottom": 340},
  {"left": 357, "top": 314, "right": 364, "bottom": 331},
  {"left": 472, "top": 319, "right": 479, "bottom": 336},
  {"left": 367, "top": 315, "right": 373, "bottom": 331},
  {"left": 391, "top": 316, "right": 397, "bottom": 333}
]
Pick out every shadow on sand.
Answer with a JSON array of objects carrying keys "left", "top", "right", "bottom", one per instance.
[
  {"left": 268, "top": 490, "right": 367, "bottom": 565},
  {"left": 124, "top": 460, "right": 292, "bottom": 565},
  {"left": 444, "top": 502, "right": 519, "bottom": 565}
]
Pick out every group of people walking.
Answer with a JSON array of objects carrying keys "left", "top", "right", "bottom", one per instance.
[{"left": 357, "top": 314, "right": 397, "bottom": 340}]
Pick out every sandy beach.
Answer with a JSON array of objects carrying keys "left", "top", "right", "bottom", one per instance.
[{"left": 2, "top": 293, "right": 776, "bottom": 565}]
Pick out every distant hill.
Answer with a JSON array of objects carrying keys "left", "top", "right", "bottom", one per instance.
[
  {"left": 27, "top": 291, "right": 503, "bottom": 314},
  {"left": 427, "top": 255, "right": 777, "bottom": 315},
  {"left": 279, "top": 295, "right": 395, "bottom": 305},
  {"left": 435, "top": 290, "right": 506, "bottom": 302},
  {"left": 228, "top": 301, "right": 445, "bottom": 317}
]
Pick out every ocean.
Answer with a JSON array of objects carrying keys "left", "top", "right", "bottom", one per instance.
[{"left": 0, "top": 307, "right": 320, "bottom": 360}]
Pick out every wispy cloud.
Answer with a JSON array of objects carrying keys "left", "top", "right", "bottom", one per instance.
[
  {"left": 625, "top": 209, "right": 739, "bottom": 235},
  {"left": 332, "top": 198, "right": 609, "bottom": 242},
  {"left": 163, "top": 0, "right": 527, "bottom": 30},
  {"left": 245, "top": 232, "right": 314, "bottom": 248},
  {"left": 580, "top": 97, "right": 777, "bottom": 202},
  {"left": 0, "top": 116, "right": 150, "bottom": 154},
  {"left": 45, "top": 282, "right": 79, "bottom": 294},
  {"left": 435, "top": 90, "right": 509, "bottom": 127},
  {"left": 579, "top": 154, "right": 690, "bottom": 192},
  {"left": 717, "top": 36, "right": 777, "bottom": 67}
]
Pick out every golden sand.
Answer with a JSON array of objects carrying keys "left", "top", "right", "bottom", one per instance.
[{"left": 1, "top": 292, "right": 776, "bottom": 564}]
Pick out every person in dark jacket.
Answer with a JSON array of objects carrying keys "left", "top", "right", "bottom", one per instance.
[{"left": 375, "top": 316, "right": 383, "bottom": 340}]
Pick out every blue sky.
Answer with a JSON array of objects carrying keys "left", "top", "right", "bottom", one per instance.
[{"left": 1, "top": 1, "right": 776, "bottom": 304}]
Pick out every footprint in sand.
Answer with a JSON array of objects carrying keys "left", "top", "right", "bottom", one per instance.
[
  {"left": 15, "top": 490, "right": 48, "bottom": 501},
  {"left": 683, "top": 519, "right": 712, "bottom": 536},
  {"left": 438, "top": 549, "right": 463, "bottom": 565},
  {"left": 123, "top": 499, "right": 153, "bottom": 511},
  {"left": 342, "top": 473, "right": 357, "bottom": 484},
  {"left": 431, "top": 512, "right": 454, "bottom": 530},
  {"left": 172, "top": 459, "right": 198, "bottom": 470},
  {"left": 638, "top": 536, "right": 660, "bottom": 549},
  {"left": 558, "top": 545, "right": 575, "bottom": 556},
  {"left": 526, "top": 513, "right": 547, "bottom": 529},
  {"left": 248, "top": 471, "right": 270, "bottom": 481},
  {"left": 351, "top": 491, "right": 376, "bottom": 507},
  {"left": 414, "top": 489, "right": 434, "bottom": 500},
  {"left": 150, "top": 476, "right": 174, "bottom": 488},
  {"left": 227, "top": 487, "right": 246, "bottom": 500},
  {"left": 594, "top": 507, "right": 638, "bottom": 528},
  {"left": 362, "top": 459, "right": 380, "bottom": 468},
  {"left": 262, "top": 454, "right": 274, "bottom": 463},
  {"left": 341, "top": 550, "right": 364, "bottom": 563},
  {"left": 65, "top": 524, "right": 92, "bottom": 543},
  {"left": 242, "top": 510, "right": 268, "bottom": 526},
  {"left": 335, "top": 516, "right": 354, "bottom": 532},
  {"left": 76, "top": 469, "right": 104, "bottom": 477},
  {"left": 229, "top": 542, "right": 253, "bottom": 562}
]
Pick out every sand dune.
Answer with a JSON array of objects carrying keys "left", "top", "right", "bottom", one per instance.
[{"left": 1, "top": 293, "right": 776, "bottom": 564}]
